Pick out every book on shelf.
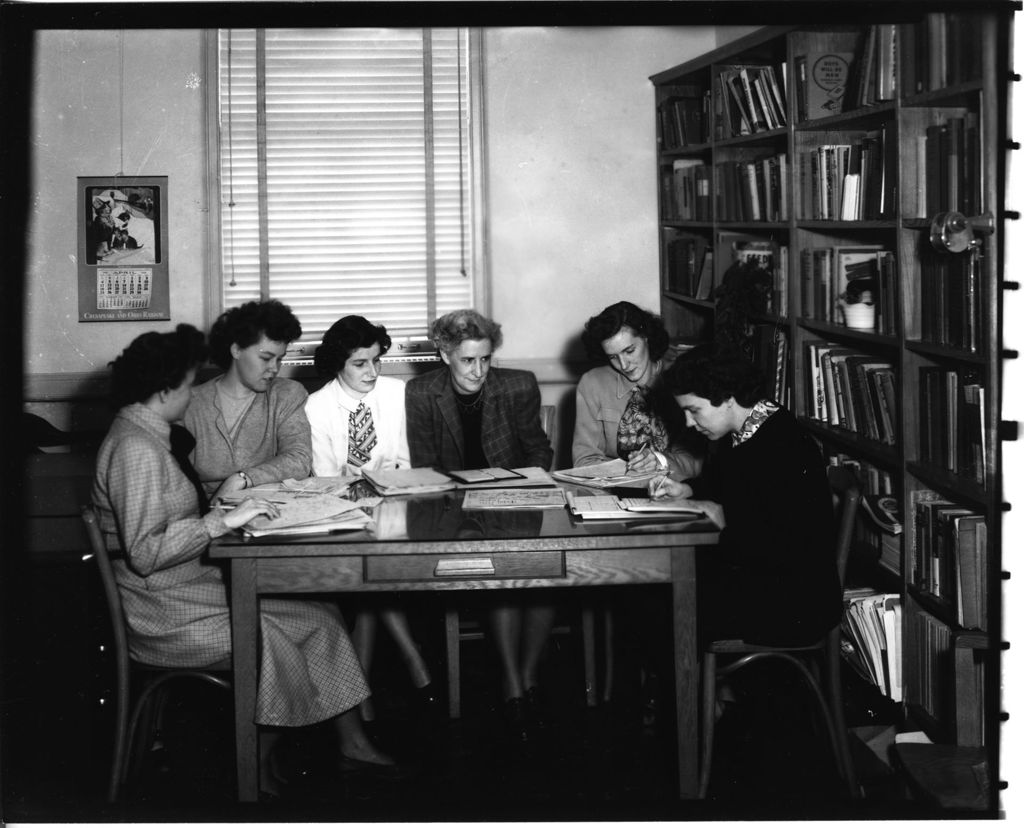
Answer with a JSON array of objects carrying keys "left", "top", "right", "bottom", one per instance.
[
  {"left": 362, "top": 467, "right": 457, "bottom": 496},
  {"left": 694, "top": 247, "right": 714, "bottom": 300},
  {"left": 951, "top": 513, "right": 988, "bottom": 631},
  {"left": 794, "top": 50, "right": 854, "bottom": 121},
  {"left": 842, "top": 589, "right": 902, "bottom": 702},
  {"left": 953, "top": 637, "right": 987, "bottom": 747},
  {"left": 833, "top": 245, "right": 885, "bottom": 324},
  {"left": 905, "top": 604, "right": 952, "bottom": 725},
  {"left": 665, "top": 232, "right": 709, "bottom": 296}
]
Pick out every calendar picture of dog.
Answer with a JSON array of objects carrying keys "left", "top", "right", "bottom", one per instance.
[{"left": 86, "top": 187, "right": 158, "bottom": 265}]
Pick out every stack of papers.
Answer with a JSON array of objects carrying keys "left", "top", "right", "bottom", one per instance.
[
  {"left": 552, "top": 458, "right": 660, "bottom": 489},
  {"left": 231, "top": 493, "right": 372, "bottom": 537},
  {"left": 566, "top": 492, "right": 702, "bottom": 520}
]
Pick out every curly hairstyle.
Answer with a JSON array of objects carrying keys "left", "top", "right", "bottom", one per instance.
[
  {"left": 109, "top": 324, "right": 208, "bottom": 410},
  {"left": 581, "top": 301, "right": 670, "bottom": 363},
  {"left": 430, "top": 309, "right": 503, "bottom": 355},
  {"left": 663, "top": 343, "right": 765, "bottom": 407},
  {"left": 313, "top": 315, "right": 392, "bottom": 377},
  {"left": 208, "top": 300, "right": 302, "bottom": 370}
]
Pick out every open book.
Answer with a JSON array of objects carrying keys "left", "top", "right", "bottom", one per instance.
[
  {"left": 449, "top": 466, "right": 557, "bottom": 489},
  {"left": 552, "top": 458, "right": 660, "bottom": 489}
]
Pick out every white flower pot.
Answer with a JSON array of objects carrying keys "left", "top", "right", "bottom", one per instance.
[{"left": 842, "top": 302, "right": 876, "bottom": 331}]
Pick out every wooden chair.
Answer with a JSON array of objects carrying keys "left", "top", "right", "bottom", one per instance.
[
  {"left": 697, "top": 465, "right": 861, "bottom": 799},
  {"left": 443, "top": 404, "right": 611, "bottom": 717},
  {"left": 81, "top": 505, "right": 232, "bottom": 802}
]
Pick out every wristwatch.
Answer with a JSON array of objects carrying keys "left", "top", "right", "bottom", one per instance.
[{"left": 236, "top": 471, "right": 250, "bottom": 489}]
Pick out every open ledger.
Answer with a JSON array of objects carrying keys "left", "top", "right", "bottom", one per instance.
[
  {"left": 450, "top": 466, "right": 557, "bottom": 489},
  {"left": 552, "top": 458, "right": 660, "bottom": 489},
  {"left": 565, "top": 492, "right": 703, "bottom": 520}
]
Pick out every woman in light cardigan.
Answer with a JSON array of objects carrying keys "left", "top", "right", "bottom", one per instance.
[{"left": 305, "top": 315, "right": 438, "bottom": 723}]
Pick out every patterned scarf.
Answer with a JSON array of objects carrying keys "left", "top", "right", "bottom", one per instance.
[{"left": 616, "top": 384, "right": 669, "bottom": 459}]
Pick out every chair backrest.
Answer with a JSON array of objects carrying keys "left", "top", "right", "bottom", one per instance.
[
  {"left": 539, "top": 404, "right": 555, "bottom": 442},
  {"left": 81, "top": 505, "right": 133, "bottom": 682},
  {"left": 827, "top": 465, "right": 861, "bottom": 589}
]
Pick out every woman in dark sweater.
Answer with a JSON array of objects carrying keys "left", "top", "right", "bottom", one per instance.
[{"left": 649, "top": 344, "right": 841, "bottom": 647}]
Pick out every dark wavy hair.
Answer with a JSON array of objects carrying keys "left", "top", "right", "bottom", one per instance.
[
  {"left": 108, "top": 324, "right": 208, "bottom": 410},
  {"left": 663, "top": 343, "right": 765, "bottom": 407},
  {"left": 208, "top": 300, "right": 302, "bottom": 370},
  {"left": 430, "top": 309, "right": 503, "bottom": 355},
  {"left": 313, "top": 315, "right": 392, "bottom": 377},
  {"left": 581, "top": 301, "right": 670, "bottom": 363}
]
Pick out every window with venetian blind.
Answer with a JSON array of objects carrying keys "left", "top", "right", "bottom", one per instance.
[{"left": 212, "top": 28, "right": 481, "bottom": 359}]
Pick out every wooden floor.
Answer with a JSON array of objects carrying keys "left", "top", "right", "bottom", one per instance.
[{"left": 2, "top": 569, "right": 933, "bottom": 822}]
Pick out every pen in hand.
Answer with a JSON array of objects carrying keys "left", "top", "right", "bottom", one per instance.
[{"left": 649, "top": 474, "right": 669, "bottom": 500}]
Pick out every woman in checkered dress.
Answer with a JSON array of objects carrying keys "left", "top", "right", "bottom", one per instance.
[{"left": 91, "top": 324, "right": 393, "bottom": 792}]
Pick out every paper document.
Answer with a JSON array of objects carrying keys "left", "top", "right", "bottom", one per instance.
[
  {"left": 462, "top": 488, "right": 567, "bottom": 510},
  {"left": 235, "top": 493, "right": 370, "bottom": 536},
  {"left": 451, "top": 466, "right": 558, "bottom": 489},
  {"left": 552, "top": 458, "right": 660, "bottom": 489}
]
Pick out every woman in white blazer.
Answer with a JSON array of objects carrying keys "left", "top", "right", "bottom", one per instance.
[{"left": 306, "top": 316, "right": 438, "bottom": 723}]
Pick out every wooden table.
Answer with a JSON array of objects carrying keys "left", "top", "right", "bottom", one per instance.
[{"left": 210, "top": 490, "right": 719, "bottom": 802}]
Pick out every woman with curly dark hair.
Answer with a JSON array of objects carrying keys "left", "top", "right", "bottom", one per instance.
[
  {"left": 573, "top": 300, "right": 703, "bottom": 483},
  {"left": 184, "top": 299, "right": 311, "bottom": 502},
  {"left": 91, "top": 325, "right": 393, "bottom": 796},
  {"left": 305, "top": 315, "right": 438, "bottom": 723},
  {"left": 649, "top": 343, "right": 841, "bottom": 646}
]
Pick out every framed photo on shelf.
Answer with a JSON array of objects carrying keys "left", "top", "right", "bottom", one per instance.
[{"left": 77, "top": 175, "right": 169, "bottom": 321}]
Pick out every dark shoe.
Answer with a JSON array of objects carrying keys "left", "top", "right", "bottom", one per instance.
[
  {"left": 269, "top": 736, "right": 319, "bottom": 787},
  {"left": 503, "top": 696, "right": 531, "bottom": 743},
  {"left": 525, "top": 686, "right": 547, "bottom": 730},
  {"left": 340, "top": 753, "right": 415, "bottom": 780}
]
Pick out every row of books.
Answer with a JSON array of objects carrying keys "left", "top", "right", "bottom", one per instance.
[
  {"left": 657, "top": 92, "right": 709, "bottom": 150},
  {"left": 664, "top": 232, "right": 713, "bottom": 299},
  {"left": 919, "top": 243, "right": 984, "bottom": 354},
  {"left": 841, "top": 588, "right": 902, "bottom": 702},
  {"left": 901, "top": 12, "right": 985, "bottom": 96},
  {"left": 716, "top": 153, "right": 789, "bottom": 223},
  {"left": 909, "top": 489, "right": 988, "bottom": 631},
  {"left": 904, "top": 605, "right": 953, "bottom": 728},
  {"left": 799, "top": 245, "right": 897, "bottom": 334},
  {"left": 918, "top": 366, "right": 986, "bottom": 486},
  {"left": 663, "top": 159, "right": 712, "bottom": 222},
  {"left": 716, "top": 63, "right": 788, "bottom": 139},
  {"left": 846, "top": 24, "right": 898, "bottom": 110},
  {"left": 918, "top": 112, "right": 984, "bottom": 220},
  {"left": 796, "top": 126, "right": 897, "bottom": 221},
  {"left": 805, "top": 341, "right": 898, "bottom": 446}
]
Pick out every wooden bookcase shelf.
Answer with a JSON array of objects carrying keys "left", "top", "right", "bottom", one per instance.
[{"left": 651, "top": 6, "right": 1012, "bottom": 812}]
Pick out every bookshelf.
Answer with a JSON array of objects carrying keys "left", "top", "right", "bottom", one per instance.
[{"left": 651, "top": 7, "right": 1012, "bottom": 811}]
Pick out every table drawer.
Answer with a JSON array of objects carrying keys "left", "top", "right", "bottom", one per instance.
[{"left": 366, "top": 550, "right": 565, "bottom": 583}]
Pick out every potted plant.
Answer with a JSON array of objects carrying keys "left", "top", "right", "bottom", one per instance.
[{"left": 839, "top": 275, "right": 878, "bottom": 330}]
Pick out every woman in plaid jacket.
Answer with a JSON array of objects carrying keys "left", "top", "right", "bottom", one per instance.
[{"left": 406, "top": 310, "right": 553, "bottom": 743}]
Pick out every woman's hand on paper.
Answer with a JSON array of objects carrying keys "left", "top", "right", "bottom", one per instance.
[
  {"left": 648, "top": 474, "right": 692, "bottom": 500},
  {"left": 221, "top": 498, "right": 281, "bottom": 529},
  {"left": 626, "top": 443, "right": 667, "bottom": 475}
]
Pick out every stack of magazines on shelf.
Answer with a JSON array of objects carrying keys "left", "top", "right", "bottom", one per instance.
[{"left": 841, "top": 588, "right": 902, "bottom": 702}]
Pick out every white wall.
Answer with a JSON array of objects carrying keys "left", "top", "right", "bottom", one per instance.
[
  {"left": 26, "top": 29, "right": 209, "bottom": 383},
  {"left": 484, "top": 26, "right": 721, "bottom": 370}
]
